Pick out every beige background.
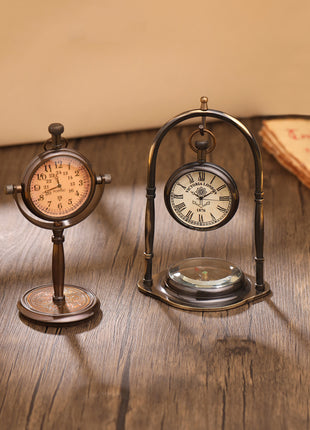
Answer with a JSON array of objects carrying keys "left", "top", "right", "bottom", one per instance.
[{"left": 0, "top": 0, "right": 309, "bottom": 146}]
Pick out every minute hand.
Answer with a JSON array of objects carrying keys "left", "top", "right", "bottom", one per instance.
[
  {"left": 203, "top": 190, "right": 216, "bottom": 198},
  {"left": 44, "top": 183, "right": 61, "bottom": 193}
]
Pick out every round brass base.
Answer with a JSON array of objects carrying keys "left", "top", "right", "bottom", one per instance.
[
  {"left": 137, "top": 271, "right": 270, "bottom": 312},
  {"left": 18, "top": 284, "right": 99, "bottom": 324}
]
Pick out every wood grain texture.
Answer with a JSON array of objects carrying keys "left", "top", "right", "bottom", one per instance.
[{"left": 0, "top": 118, "right": 310, "bottom": 430}]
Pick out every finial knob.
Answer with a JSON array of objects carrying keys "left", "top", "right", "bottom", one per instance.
[
  {"left": 200, "top": 96, "right": 208, "bottom": 111},
  {"left": 48, "top": 123, "right": 64, "bottom": 136}
]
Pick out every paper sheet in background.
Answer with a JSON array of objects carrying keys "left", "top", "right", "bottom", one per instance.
[{"left": 260, "top": 119, "right": 310, "bottom": 188}]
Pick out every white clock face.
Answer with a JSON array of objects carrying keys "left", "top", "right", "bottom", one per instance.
[
  {"left": 28, "top": 155, "right": 93, "bottom": 219},
  {"left": 166, "top": 167, "right": 238, "bottom": 230}
]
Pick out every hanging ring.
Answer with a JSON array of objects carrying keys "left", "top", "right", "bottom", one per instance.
[{"left": 188, "top": 128, "right": 216, "bottom": 153}]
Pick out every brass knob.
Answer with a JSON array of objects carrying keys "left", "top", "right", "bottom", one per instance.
[
  {"left": 200, "top": 96, "right": 208, "bottom": 111},
  {"left": 48, "top": 123, "right": 64, "bottom": 136}
]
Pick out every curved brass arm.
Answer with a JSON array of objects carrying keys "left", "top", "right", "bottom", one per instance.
[{"left": 143, "top": 99, "right": 264, "bottom": 292}]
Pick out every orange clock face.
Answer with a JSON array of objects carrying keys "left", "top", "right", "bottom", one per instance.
[{"left": 28, "top": 154, "right": 92, "bottom": 219}]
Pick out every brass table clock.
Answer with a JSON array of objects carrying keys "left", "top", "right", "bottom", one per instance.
[
  {"left": 6, "top": 123, "right": 111, "bottom": 324},
  {"left": 137, "top": 97, "right": 270, "bottom": 311}
]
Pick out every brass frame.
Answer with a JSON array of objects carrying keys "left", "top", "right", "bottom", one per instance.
[
  {"left": 6, "top": 123, "right": 111, "bottom": 324},
  {"left": 137, "top": 97, "right": 269, "bottom": 311}
]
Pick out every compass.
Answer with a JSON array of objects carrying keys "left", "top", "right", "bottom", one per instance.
[
  {"left": 6, "top": 123, "right": 111, "bottom": 324},
  {"left": 137, "top": 97, "right": 270, "bottom": 311}
]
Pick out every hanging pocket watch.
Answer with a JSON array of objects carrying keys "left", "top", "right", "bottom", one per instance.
[
  {"left": 164, "top": 161, "right": 239, "bottom": 231},
  {"left": 165, "top": 127, "right": 239, "bottom": 231}
]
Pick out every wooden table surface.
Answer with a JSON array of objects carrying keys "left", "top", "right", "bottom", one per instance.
[{"left": 0, "top": 118, "right": 309, "bottom": 430}]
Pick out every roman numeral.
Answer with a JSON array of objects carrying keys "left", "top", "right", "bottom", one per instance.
[
  {"left": 217, "top": 205, "right": 227, "bottom": 212},
  {"left": 198, "top": 171, "right": 205, "bottom": 181},
  {"left": 186, "top": 173, "right": 194, "bottom": 184},
  {"left": 185, "top": 210, "right": 193, "bottom": 220},
  {"left": 176, "top": 182, "right": 186, "bottom": 190},
  {"left": 217, "top": 184, "right": 226, "bottom": 191},
  {"left": 210, "top": 213, "right": 217, "bottom": 222},
  {"left": 172, "top": 193, "right": 183, "bottom": 199},
  {"left": 210, "top": 175, "right": 216, "bottom": 184},
  {"left": 175, "top": 202, "right": 186, "bottom": 212},
  {"left": 219, "top": 196, "right": 230, "bottom": 201},
  {"left": 199, "top": 214, "right": 204, "bottom": 223}
]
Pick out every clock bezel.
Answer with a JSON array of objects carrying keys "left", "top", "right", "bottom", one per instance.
[
  {"left": 164, "top": 161, "right": 239, "bottom": 231},
  {"left": 21, "top": 148, "right": 96, "bottom": 221}
]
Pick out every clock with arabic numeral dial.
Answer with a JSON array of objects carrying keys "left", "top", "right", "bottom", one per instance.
[
  {"left": 6, "top": 122, "right": 111, "bottom": 325},
  {"left": 22, "top": 149, "right": 96, "bottom": 221},
  {"left": 164, "top": 162, "right": 239, "bottom": 231}
]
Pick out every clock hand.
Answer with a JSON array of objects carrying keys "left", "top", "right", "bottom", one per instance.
[
  {"left": 203, "top": 190, "right": 215, "bottom": 198},
  {"left": 191, "top": 190, "right": 211, "bottom": 200},
  {"left": 190, "top": 191, "right": 201, "bottom": 198},
  {"left": 44, "top": 183, "right": 62, "bottom": 193}
]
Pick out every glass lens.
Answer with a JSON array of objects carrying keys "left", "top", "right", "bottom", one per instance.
[{"left": 168, "top": 257, "right": 243, "bottom": 290}]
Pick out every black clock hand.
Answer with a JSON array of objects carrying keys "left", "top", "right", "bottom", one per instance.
[
  {"left": 190, "top": 191, "right": 201, "bottom": 198},
  {"left": 203, "top": 190, "right": 215, "bottom": 198},
  {"left": 44, "top": 175, "right": 63, "bottom": 193},
  {"left": 44, "top": 182, "right": 62, "bottom": 193}
]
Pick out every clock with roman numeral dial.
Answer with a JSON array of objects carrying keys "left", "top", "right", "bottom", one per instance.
[
  {"left": 22, "top": 149, "right": 96, "bottom": 221},
  {"left": 164, "top": 162, "right": 239, "bottom": 231}
]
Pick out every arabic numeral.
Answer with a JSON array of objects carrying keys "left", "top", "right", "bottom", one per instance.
[{"left": 36, "top": 173, "right": 47, "bottom": 181}]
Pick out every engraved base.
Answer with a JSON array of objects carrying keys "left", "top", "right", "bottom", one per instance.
[
  {"left": 137, "top": 271, "right": 270, "bottom": 312},
  {"left": 18, "top": 284, "right": 99, "bottom": 324}
]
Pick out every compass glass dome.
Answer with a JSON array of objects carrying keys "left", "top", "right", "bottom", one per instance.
[{"left": 167, "top": 257, "right": 244, "bottom": 293}]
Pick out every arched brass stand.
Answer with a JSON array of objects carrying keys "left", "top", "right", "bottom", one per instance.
[{"left": 137, "top": 97, "right": 270, "bottom": 311}]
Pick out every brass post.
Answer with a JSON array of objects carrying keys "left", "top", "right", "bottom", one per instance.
[{"left": 52, "top": 228, "right": 65, "bottom": 302}]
